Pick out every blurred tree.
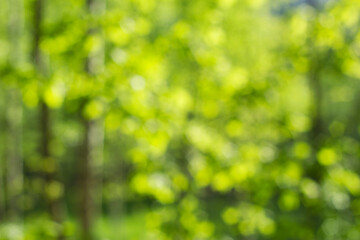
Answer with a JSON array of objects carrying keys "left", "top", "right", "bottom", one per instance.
[
  {"left": 79, "top": 0, "right": 106, "bottom": 239},
  {"left": 32, "top": 0, "right": 64, "bottom": 239},
  {"left": 2, "top": 0, "right": 24, "bottom": 223}
]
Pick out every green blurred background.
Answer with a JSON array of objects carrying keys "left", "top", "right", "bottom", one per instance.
[{"left": 1, "top": 0, "right": 360, "bottom": 239}]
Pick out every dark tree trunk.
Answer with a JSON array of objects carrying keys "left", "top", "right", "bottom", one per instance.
[
  {"left": 33, "top": 0, "right": 43, "bottom": 67},
  {"left": 80, "top": 118, "right": 95, "bottom": 240},
  {"left": 305, "top": 14, "right": 325, "bottom": 232},
  {"left": 33, "top": 0, "right": 63, "bottom": 239}
]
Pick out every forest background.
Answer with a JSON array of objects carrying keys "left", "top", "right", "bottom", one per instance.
[{"left": 1, "top": 0, "right": 360, "bottom": 239}]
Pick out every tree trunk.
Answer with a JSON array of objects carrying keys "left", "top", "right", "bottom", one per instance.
[
  {"left": 305, "top": 14, "right": 324, "bottom": 232},
  {"left": 80, "top": 118, "right": 93, "bottom": 240},
  {"left": 2, "top": 0, "right": 25, "bottom": 224},
  {"left": 33, "top": 0, "right": 64, "bottom": 239},
  {"left": 0, "top": 88, "right": 6, "bottom": 221},
  {"left": 80, "top": 0, "right": 106, "bottom": 239},
  {"left": 4, "top": 90, "right": 23, "bottom": 221}
]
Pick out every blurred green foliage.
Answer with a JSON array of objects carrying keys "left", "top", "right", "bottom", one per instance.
[{"left": 1, "top": 0, "right": 360, "bottom": 239}]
